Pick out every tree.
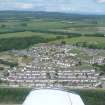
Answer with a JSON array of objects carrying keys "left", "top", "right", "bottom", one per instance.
[
  {"left": 61, "top": 40, "right": 66, "bottom": 45},
  {"left": 67, "top": 35, "right": 71, "bottom": 38},
  {"left": 1, "top": 24, "right": 6, "bottom": 28},
  {"left": 0, "top": 79, "right": 2, "bottom": 83},
  {"left": 21, "top": 23, "right": 27, "bottom": 27},
  {"left": 56, "top": 36, "right": 64, "bottom": 39}
]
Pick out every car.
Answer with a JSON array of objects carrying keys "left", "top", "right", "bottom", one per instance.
[{"left": 22, "top": 88, "right": 85, "bottom": 105}]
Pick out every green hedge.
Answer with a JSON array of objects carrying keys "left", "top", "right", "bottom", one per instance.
[{"left": 0, "top": 88, "right": 105, "bottom": 105}]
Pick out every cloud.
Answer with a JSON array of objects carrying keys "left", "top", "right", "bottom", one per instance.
[
  {"left": 41, "top": 0, "right": 71, "bottom": 12},
  {"left": 96, "top": 0, "right": 105, "bottom": 3},
  {"left": 0, "top": 0, "right": 104, "bottom": 14},
  {"left": 0, "top": 1, "right": 34, "bottom": 10},
  {"left": 15, "top": 2, "right": 34, "bottom": 9}
]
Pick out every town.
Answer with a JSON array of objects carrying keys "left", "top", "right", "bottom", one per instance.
[{"left": 1, "top": 43, "right": 105, "bottom": 89}]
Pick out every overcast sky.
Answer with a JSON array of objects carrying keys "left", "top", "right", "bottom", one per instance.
[{"left": 0, "top": 0, "right": 105, "bottom": 14}]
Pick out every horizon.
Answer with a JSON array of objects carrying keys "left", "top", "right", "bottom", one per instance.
[
  {"left": 0, "top": 10, "right": 105, "bottom": 16},
  {"left": 0, "top": 0, "right": 105, "bottom": 15}
]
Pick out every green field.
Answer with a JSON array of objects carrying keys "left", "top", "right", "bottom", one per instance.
[
  {"left": 1, "top": 17, "right": 105, "bottom": 34},
  {"left": 53, "top": 36, "right": 105, "bottom": 49},
  {"left": 0, "top": 32, "right": 105, "bottom": 52},
  {"left": 0, "top": 20, "right": 71, "bottom": 31},
  {"left": 0, "top": 14, "right": 105, "bottom": 52},
  {"left": 0, "top": 88, "right": 105, "bottom": 105},
  {"left": 0, "top": 31, "right": 62, "bottom": 39}
]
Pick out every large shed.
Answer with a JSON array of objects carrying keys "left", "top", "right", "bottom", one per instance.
[{"left": 22, "top": 89, "right": 85, "bottom": 105}]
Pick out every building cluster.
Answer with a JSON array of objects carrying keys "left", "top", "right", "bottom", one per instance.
[
  {"left": 1, "top": 44, "right": 105, "bottom": 88},
  {"left": 90, "top": 57, "right": 105, "bottom": 65},
  {"left": 5, "top": 65, "right": 101, "bottom": 88}
]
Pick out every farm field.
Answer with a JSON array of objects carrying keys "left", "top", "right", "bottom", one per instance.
[
  {"left": 1, "top": 12, "right": 105, "bottom": 36},
  {"left": 1, "top": 19, "right": 105, "bottom": 35},
  {"left": 0, "top": 31, "right": 63, "bottom": 39},
  {"left": 52, "top": 36, "right": 105, "bottom": 49},
  {"left": 0, "top": 11, "right": 105, "bottom": 52},
  {"left": 0, "top": 32, "right": 105, "bottom": 52}
]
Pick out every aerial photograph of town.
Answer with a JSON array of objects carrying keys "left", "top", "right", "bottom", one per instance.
[{"left": 0, "top": 0, "right": 105, "bottom": 105}]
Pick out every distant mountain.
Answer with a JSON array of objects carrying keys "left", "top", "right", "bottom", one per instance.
[{"left": 0, "top": 11, "right": 105, "bottom": 21}]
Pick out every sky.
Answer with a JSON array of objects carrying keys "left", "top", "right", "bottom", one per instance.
[{"left": 0, "top": 0, "right": 105, "bottom": 14}]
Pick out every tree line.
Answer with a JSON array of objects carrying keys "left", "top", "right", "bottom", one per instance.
[{"left": 0, "top": 36, "right": 57, "bottom": 52}]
